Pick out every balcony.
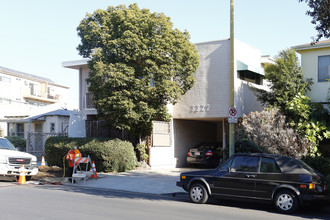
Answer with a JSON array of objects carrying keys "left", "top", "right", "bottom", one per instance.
[{"left": 23, "top": 90, "right": 59, "bottom": 103}]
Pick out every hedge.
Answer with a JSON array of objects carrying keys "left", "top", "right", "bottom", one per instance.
[
  {"left": 5, "top": 136, "right": 26, "bottom": 151},
  {"left": 45, "top": 137, "right": 138, "bottom": 172}
]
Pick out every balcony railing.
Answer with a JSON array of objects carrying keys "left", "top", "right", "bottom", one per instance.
[{"left": 23, "top": 89, "right": 59, "bottom": 103}]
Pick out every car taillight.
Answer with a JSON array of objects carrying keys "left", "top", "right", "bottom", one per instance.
[
  {"left": 300, "top": 183, "right": 316, "bottom": 189},
  {"left": 205, "top": 150, "right": 213, "bottom": 157},
  {"left": 309, "top": 183, "right": 315, "bottom": 189},
  {"left": 187, "top": 150, "right": 191, "bottom": 157}
]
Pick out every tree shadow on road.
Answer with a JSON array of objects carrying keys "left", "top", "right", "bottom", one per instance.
[{"left": 35, "top": 184, "right": 330, "bottom": 219}]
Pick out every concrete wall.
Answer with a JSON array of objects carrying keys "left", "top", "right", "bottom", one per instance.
[
  {"left": 173, "top": 40, "right": 230, "bottom": 119},
  {"left": 173, "top": 39, "right": 266, "bottom": 119},
  {"left": 234, "top": 40, "right": 265, "bottom": 116},
  {"left": 298, "top": 47, "right": 330, "bottom": 103}
]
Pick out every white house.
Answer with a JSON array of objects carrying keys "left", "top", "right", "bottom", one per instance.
[
  {"left": 292, "top": 39, "right": 330, "bottom": 108},
  {"left": 0, "top": 66, "right": 69, "bottom": 137},
  {"left": 292, "top": 39, "right": 330, "bottom": 155},
  {"left": 63, "top": 39, "right": 271, "bottom": 168}
]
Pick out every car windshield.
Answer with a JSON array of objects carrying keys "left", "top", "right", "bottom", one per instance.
[{"left": 0, "top": 139, "right": 16, "bottom": 150}]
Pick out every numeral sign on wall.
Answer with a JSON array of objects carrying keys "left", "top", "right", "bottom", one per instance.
[{"left": 190, "top": 104, "right": 210, "bottom": 112}]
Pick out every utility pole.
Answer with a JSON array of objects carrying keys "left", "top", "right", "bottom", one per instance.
[{"left": 229, "top": 0, "right": 235, "bottom": 156}]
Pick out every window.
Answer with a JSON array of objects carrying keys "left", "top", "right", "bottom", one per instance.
[
  {"left": 318, "top": 55, "right": 330, "bottom": 82},
  {"left": 220, "top": 158, "right": 233, "bottom": 171},
  {"left": 0, "top": 75, "right": 11, "bottom": 83},
  {"left": 50, "top": 123, "right": 55, "bottom": 133},
  {"left": 0, "top": 97, "right": 11, "bottom": 104},
  {"left": 16, "top": 123, "right": 24, "bottom": 138},
  {"left": 260, "top": 157, "right": 281, "bottom": 173},
  {"left": 29, "top": 83, "right": 39, "bottom": 96},
  {"left": 231, "top": 156, "right": 259, "bottom": 172},
  {"left": 238, "top": 71, "right": 264, "bottom": 85},
  {"left": 34, "top": 124, "right": 43, "bottom": 132}
]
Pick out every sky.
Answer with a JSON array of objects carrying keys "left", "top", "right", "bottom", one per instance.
[{"left": 0, "top": 0, "right": 321, "bottom": 109}]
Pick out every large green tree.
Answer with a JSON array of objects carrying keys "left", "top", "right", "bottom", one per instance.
[
  {"left": 298, "top": 0, "right": 330, "bottom": 43},
  {"left": 252, "top": 49, "right": 329, "bottom": 154},
  {"left": 253, "top": 49, "right": 312, "bottom": 111},
  {"left": 77, "top": 4, "right": 199, "bottom": 138}
]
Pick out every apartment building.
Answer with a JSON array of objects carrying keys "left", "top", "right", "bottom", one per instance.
[
  {"left": 63, "top": 39, "right": 271, "bottom": 167},
  {"left": 0, "top": 66, "right": 69, "bottom": 138}
]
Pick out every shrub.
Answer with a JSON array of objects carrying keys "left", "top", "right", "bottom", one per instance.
[
  {"left": 136, "top": 143, "right": 149, "bottom": 162},
  {"left": 45, "top": 137, "right": 137, "bottom": 172},
  {"left": 236, "top": 109, "right": 310, "bottom": 158},
  {"left": 5, "top": 136, "right": 26, "bottom": 151},
  {"left": 235, "top": 140, "right": 267, "bottom": 154}
]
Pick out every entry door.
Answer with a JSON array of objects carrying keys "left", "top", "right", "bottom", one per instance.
[{"left": 213, "top": 155, "right": 259, "bottom": 198}]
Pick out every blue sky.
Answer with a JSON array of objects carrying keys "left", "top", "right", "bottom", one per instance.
[{"left": 0, "top": 0, "right": 321, "bottom": 109}]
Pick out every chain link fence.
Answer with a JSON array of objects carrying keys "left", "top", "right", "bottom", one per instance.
[{"left": 27, "top": 132, "right": 67, "bottom": 161}]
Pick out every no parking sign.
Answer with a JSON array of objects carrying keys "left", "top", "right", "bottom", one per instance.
[{"left": 228, "top": 107, "right": 238, "bottom": 123}]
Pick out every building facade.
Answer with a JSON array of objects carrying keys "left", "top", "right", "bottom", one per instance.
[
  {"left": 63, "top": 39, "right": 271, "bottom": 167},
  {"left": 0, "top": 66, "right": 69, "bottom": 138},
  {"left": 292, "top": 39, "right": 330, "bottom": 107}
]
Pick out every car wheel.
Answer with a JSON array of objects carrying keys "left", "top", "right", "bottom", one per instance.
[
  {"left": 189, "top": 183, "right": 209, "bottom": 204},
  {"left": 274, "top": 190, "right": 299, "bottom": 213}
]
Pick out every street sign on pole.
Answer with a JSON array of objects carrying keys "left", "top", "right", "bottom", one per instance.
[{"left": 228, "top": 107, "right": 238, "bottom": 123}]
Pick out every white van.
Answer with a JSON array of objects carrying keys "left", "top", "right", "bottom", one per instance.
[{"left": 0, "top": 137, "right": 38, "bottom": 181}]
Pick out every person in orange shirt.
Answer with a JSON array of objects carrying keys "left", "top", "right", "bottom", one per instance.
[{"left": 66, "top": 146, "right": 82, "bottom": 180}]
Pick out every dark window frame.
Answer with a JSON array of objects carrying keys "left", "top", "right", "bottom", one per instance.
[{"left": 318, "top": 55, "right": 330, "bottom": 82}]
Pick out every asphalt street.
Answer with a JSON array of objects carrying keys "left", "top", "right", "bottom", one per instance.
[{"left": 0, "top": 183, "right": 329, "bottom": 220}]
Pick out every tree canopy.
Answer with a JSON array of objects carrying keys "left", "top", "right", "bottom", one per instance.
[
  {"left": 298, "top": 0, "right": 330, "bottom": 43},
  {"left": 252, "top": 49, "right": 329, "bottom": 154},
  {"left": 253, "top": 49, "right": 312, "bottom": 110},
  {"left": 76, "top": 4, "right": 199, "bottom": 137}
]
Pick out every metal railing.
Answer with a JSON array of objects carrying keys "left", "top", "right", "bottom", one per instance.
[{"left": 85, "top": 93, "right": 95, "bottom": 109}]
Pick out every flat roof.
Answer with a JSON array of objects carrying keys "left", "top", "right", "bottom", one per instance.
[
  {"left": 0, "top": 66, "right": 69, "bottom": 88},
  {"left": 62, "top": 59, "right": 89, "bottom": 70}
]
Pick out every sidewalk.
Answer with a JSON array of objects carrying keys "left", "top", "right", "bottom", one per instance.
[{"left": 70, "top": 168, "right": 194, "bottom": 195}]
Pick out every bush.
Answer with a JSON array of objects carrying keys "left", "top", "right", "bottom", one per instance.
[
  {"left": 235, "top": 140, "right": 267, "bottom": 154},
  {"left": 5, "top": 136, "right": 26, "bottom": 151},
  {"left": 236, "top": 109, "right": 310, "bottom": 158},
  {"left": 45, "top": 137, "right": 137, "bottom": 172},
  {"left": 136, "top": 143, "right": 148, "bottom": 162}
]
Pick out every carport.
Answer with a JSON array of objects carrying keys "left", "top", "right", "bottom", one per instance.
[{"left": 173, "top": 118, "right": 228, "bottom": 167}]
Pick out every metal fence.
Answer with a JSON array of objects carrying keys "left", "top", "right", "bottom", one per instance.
[
  {"left": 26, "top": 132, "right": 67, "bottom": 161},
  {"left": 152, "top": 121, "right": 171, "bottom": 147},
  {"left": 85, "top": 120, "right": 138, "bottom": 145}
]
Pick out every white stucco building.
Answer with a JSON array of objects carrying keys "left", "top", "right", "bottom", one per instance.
[
  {"left": 63, "top": 39, "right": 271, "bottom": 168},
  {"left": 292, "top": 39, "right": 330, "bottom": 108},
  {"left": 0, "top": 66, "right": 69, "bottom": 138}
]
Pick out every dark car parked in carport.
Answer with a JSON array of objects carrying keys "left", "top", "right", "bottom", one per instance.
[
  {"left": 177, "top": 153, "right": 329, "bottom": 214},
  {"left": 186, "top": 142, "right": 223, "bottom": 168}
]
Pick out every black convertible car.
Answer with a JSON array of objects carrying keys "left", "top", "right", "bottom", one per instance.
[{"left": 177, "top": 153, "right": 329, "bottom": 213}]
